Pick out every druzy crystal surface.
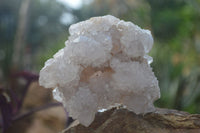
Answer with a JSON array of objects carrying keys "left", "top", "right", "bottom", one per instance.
[{"left": 39, "top": 15, "right": 160, "bottom": 127}]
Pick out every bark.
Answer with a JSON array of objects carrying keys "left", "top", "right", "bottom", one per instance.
[{"left": 64, "top": 107, "right": 200, "bottom": 133}]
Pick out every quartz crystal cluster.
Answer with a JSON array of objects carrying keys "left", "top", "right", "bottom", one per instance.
[{"left": 39, "top": 15, "right": 160, "bottom": 127}]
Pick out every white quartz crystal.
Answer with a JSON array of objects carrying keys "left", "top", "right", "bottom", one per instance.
[{"left": 39, "top": 15, "right": 160, "bottom": 127}]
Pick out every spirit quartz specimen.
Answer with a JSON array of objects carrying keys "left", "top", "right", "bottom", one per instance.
[{"left": 39, "top": 15, "right": 160, "bottom": 126}]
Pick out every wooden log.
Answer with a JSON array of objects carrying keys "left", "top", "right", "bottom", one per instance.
[{"left": 64, "top": 107, "right": 200, "bottom": 133}]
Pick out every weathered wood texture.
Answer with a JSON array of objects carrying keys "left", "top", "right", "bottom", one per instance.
[{"left": 65, "top": 107, "right": 200, "bottom": 133}]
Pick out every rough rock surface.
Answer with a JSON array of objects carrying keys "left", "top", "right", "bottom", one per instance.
[
  {"left": 39, "top": 15, "right": 160, "bottom": 126},
  {"left": 64, "top": 107, "right": 200, "bottom": 133}
]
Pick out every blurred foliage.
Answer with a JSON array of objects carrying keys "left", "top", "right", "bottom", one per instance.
[
  {"left": 0, "top": 0, "right": 200, "bottom": 114},
  {"left": 0, "top": 0, "right": 69, "bottom": 80},
  {"left": 148, "top": 0, "right": 200, "bottom": 113}
]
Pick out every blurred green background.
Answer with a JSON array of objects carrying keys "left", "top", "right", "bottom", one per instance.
[{"left": 0, "top": 0, "right": 200, "bottom": 114}]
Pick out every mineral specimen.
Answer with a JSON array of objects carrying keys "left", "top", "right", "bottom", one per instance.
[{"left": 39, "top": 15, "right": 160, "bottom": 127}]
